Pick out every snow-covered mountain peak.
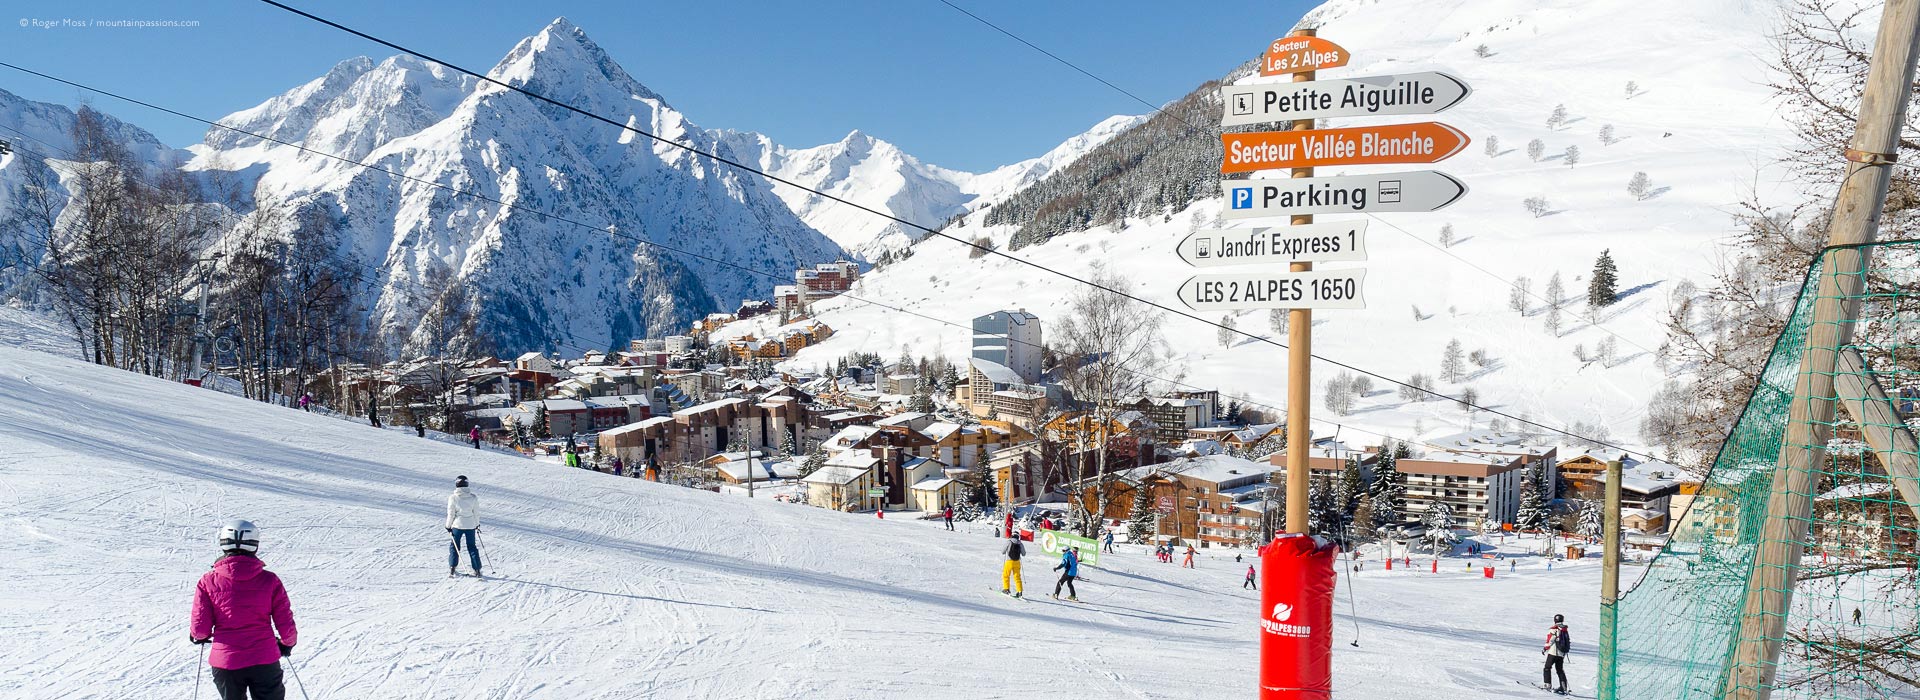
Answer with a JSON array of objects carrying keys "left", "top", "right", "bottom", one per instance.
[
  {"left": 206, "top": 53, "right": 476, "bottom": 163},
  {"left": 487, "top": 16, "right": 664, "bottom": 107},
  {"left": 716, "top": 115, "right": 1142, "bottom": 257}
]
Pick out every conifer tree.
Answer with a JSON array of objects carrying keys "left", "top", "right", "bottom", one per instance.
[
  {"left": 1517, "top": 478, "right": 1548, "bottom": 532},
  {"left": 1423, "top": 502, "right": 1456, "bottom": 552},
  {"left": 1338, "top": 454, "right": 1366, "bottom": 517},
  {"left": 1588, "top": 249, "right": 1619, "bottom": 307},
  {"left": 1127, "top": 486, "right": 1157, "bottom": 542},
  {"left": 1578, "top": 500, "right": 1603, "bottom": 540},
  {"left": 1351, "top": 494, "right": 1376, "bottom": 540}
]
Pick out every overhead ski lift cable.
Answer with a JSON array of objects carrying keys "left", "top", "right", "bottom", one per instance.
[
  {"left": 933, "top": 0, "right": 1663, "bottom": 360},
  {"left": 244, "top": 1, "right": 1652, "bottom": 460},
  {"left": 0, "top": 62, "right": 1618, "bottom": 462}
]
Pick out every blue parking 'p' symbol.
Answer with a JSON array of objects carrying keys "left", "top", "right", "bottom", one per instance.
[{"left": 1231, "top": 187, "right": 1253, "bottom": 209}]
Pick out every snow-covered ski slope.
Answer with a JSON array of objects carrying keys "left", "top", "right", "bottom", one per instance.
[
  {"left": 723, "top": 0, "right": 1796, "bottom": 452},
  {"left": 0, "top": 342, "right": 1603, "bottom": 698}
]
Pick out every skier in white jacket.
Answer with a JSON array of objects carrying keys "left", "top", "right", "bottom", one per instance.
[{"left": 446, "top": 476, "right": 482, "bottom": 577}]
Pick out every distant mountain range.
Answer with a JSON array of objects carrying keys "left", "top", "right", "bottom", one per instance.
[{"left": 0, "top": 17, "right": 1137, "bottom": 354}]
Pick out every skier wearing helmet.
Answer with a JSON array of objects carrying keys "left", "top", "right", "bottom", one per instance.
[
  {"left": 190, "top": 519, "right": 298, "bottom": 700},
  {"left": 1542, "top": 613, "right": 1571, "bottom": 693},
  {"left": 447, "top": 476, "right": 483, "bottom": 577}
]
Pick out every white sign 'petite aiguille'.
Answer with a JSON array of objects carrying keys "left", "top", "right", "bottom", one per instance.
[
  {"left": 1221, "top": 171, "right": 1467, "bottom": 219},
  {"left": 1175, "top": 221, "right": 1368, "bottom": 268},
  {"left": 1221, "top": 72, "right": 1472, "bottom": 127},
  {"left": 1175, "top": 269, "right": 1367, "bottom": 311}
]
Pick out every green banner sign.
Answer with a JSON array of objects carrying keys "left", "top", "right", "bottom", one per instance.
[
  {"left": 1036, "top": 530, "right": 1100, "bottom": 567},
  {"left": 866, "top": 487, "right": 888, "bottom": 497}
]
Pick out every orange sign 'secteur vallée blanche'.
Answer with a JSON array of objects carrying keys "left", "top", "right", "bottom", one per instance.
[{"left": 1219, "top": 122, "right": 1470, "bottom": 173}]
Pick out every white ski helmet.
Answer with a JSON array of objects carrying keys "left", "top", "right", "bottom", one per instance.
[{"left": 218, "top": 519, "right": 260, "bottom": 553}]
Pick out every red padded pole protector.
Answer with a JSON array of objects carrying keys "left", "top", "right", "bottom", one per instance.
[{"left": 1259, "top": 533, "right": 1338, "bottom": 699}]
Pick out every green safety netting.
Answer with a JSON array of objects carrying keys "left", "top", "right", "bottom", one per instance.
[{"left": 1608, "top": 240, "right": 1920, "bottom": 700}]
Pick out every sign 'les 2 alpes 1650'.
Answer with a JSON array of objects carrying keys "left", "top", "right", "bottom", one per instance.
[
  {"left": 1220, "top": 122, "right": 1470, "bottom": 174},
  {"left": 1176, "top": 269, "right": 1367, "bottom": 312},
  {"left": 1221, "top": 72, "right": 1472, "bottom": 127},
  {"left": 1260, "top": 36, "right": 1348, "bottom": 76}
]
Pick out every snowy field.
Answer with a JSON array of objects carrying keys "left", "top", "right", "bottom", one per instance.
[{"left": 0, "top": 341, "right": 1610, "bottom": 698}]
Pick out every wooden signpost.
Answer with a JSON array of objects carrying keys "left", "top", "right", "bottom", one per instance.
[{"left": 1219, "top": 29, "right": 1473, "bottom": 700}]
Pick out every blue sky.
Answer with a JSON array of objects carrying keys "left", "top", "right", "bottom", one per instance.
[{"left": 4, "top": 1, "right": 1313, "bottom": 172}]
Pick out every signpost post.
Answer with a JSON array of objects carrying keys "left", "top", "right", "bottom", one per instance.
[{"left": 1215, "top": 26, "right": 1471, "bottom": 700}]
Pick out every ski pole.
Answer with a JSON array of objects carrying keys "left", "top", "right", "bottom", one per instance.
[
  {"left": 194, "top": 643, "right": 205, "bottom": 700},
  {"left": 286, "top": 654, "right": 312, "bottom": 700},
  {"left": 1340, "top": 524, "right": 1363, "bottom": 647},
  {"left": 475, "top": 528, "right": 489, "bottom": 572}
]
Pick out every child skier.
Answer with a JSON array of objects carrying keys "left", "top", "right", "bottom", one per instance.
[
  {"left": 446, "top": 476, "right": 483, "bottom": 577},
  {"left": 943, "top": 505, "right": 955, "bottom": 531},
  {"left": 469, "top": 426, "right": 481, "bottom": 449},
  {"left": 1051, "top": 547, "right": 1080, "bottom": 601},
  {"left": 1244, "top": 564, "right": 1258, "bottom": 590},
  {"left": 190, "top": 520, "right": 298, "bottom": 700},
  {"left": 1182, "top": 545, "right": 1196, "bottom": 569}
]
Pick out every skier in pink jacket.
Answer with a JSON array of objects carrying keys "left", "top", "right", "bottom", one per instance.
[{"left": 190, "top": 519, "right": 298, "bottom": 700}]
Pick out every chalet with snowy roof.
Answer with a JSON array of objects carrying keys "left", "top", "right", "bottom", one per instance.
[
  {"left": 875, "top": 412, "right": 936, "bottom": 432},
  {"left": 1576, "top": 462, "right": 1683, "bottom": 532},
  {"left": 735, "top": 299, "right": 773, "bottom": 320},
  {"left": 1557, "top": 446, "right": 1635, "bottom": 482},
  {"left": 1126, "top": 454, "right": 1283, "bottom": 547},
  {"left": 514, "top": 352, "right": 558, "bottom": 374},
  {"left": 921, "top": 419, "right": 1032, "bottom": 469},
  {"left": 909, "top": 476, "right": 965, "bottom": 512},
  {"left": 1176, "top": 439, "right": 1228, "bottom": 457},
  {"left": 1222, "top": 423, "right": 1284, "bottom": 452},
  {"left": 801, "top": 456, "right": 883, "bottom": 511},
  {"left": 705, "top": 450, "right": 802, "bottom": 485},
  {"left": 726, "top": 335, "right": 786, "bottom": 361}
]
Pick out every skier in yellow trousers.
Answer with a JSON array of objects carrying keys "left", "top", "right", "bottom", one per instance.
[{"left": 1000, "top": 535, "right": 1025, "bottom": 598}]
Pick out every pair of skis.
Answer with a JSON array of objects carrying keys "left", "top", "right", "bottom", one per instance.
[{"left": 1514, "top": 681, "right": 1590, "bottom": 698}]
